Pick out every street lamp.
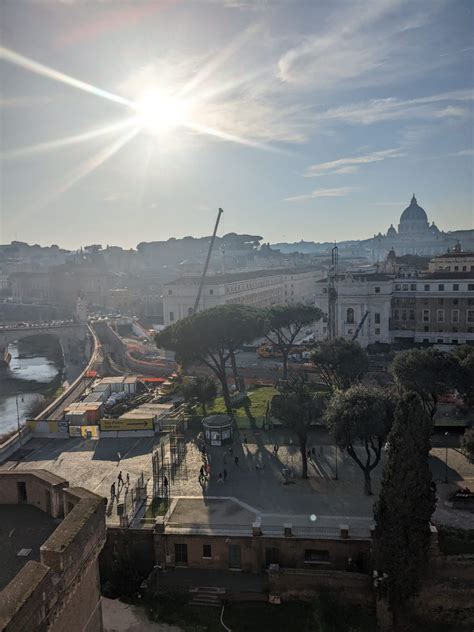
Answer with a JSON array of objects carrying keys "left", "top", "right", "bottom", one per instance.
[{"left": 444, "top": 431, "right": 449, "bottom": 484}]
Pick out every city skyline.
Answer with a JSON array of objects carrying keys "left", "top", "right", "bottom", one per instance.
[{"left": 1, "top": 0, "right": 473, "bottom": 249}]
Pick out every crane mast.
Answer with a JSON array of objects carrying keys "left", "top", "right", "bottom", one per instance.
[
  {"left": 192, "top": 208, "right": 224, "bottom": 315},
  {"left": 327, "top": 245, "right": 338, "bottom": 339}
]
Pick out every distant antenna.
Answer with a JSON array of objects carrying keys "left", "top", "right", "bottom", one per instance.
[{"left": 192, "top": 208, "right": 224, "bottom": 315}]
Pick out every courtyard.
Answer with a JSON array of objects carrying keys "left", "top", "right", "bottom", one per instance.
[{"left": 1, "top": 426, "right": 472, "bottom": 529}]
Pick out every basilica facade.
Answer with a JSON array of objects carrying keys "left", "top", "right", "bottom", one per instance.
[{"left": 363, "top": 195, "right": 474, "bottom": 261}]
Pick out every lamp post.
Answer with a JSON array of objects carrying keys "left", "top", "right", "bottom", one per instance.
[
  {"left": 15, "top": 395, "right": 22, "bottom": 453},
  {"left": 444, "top": 431, "right": 449, "bottom": 484}
]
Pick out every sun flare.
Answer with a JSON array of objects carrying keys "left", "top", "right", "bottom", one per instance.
[{"left": 133, "top": 89, "right": 188, "bottom": 134}]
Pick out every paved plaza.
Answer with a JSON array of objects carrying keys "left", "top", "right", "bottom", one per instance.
[{"left": 1, "top": 427, "right": 473, "bottom": 528}]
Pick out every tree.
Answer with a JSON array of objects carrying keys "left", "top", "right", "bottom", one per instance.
[
  {"left": 156, "top": 305, "right": 264, "bottom": 416},
  {"left": 451, "top": 345, "right": 474, "bottom": 407},
  {"left": 392, "top": 348, "right": 459, "bottom": 422},
  {"left": 270, "top": 374, "right": 326, "bottom": 479},
  {"left": 263, "top": 304, "right": 322, "bottom": 379},
  {"left": 461, "top": 428, "right": 474, "bottom": 464},
  {"left": 312, "top": 338, "right": 369, "bottom": 391},
  {"left": 182, "top": 375, "right": 217, "bottom": 416},
  {"left": 325, "top": 385, "right": 394, "bottom": 495},
  {"left": 373, "top": 393, "right": 436, "bottom": 627}
]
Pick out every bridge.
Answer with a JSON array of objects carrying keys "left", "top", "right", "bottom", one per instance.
[{"left": 0, "top": 322, "right": 90, "bottom": 376}]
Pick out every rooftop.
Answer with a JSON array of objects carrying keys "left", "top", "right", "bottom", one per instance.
[
  {"left": 164, "top": 266, "right": 321, "bottom": 287},
  {"left": 0, "top": 505, "right": 57, "bottom": 591}
]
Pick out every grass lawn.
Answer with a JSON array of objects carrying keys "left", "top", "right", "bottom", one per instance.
[
  {"left": 206, "top": 386, "right": 279, "bottom": 429},
  {"left": 144, "top": 594, "right": 377, "bottom": 631},
  {"left": 143, "top": 498, "right": 170, "bottom": 520}
]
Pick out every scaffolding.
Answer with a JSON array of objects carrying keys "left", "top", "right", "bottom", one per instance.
[
  {"left": 152, "top": 417, "right": 188, "bottom": 499},
  {"left": 328, "top": 245, "right": 339, "bottom": 339}
]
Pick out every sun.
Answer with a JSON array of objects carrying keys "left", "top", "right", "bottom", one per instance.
[{"left": 133, "top": 89, "right": 188, "bottom": 135}]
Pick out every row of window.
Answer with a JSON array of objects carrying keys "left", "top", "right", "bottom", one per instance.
[
  {"left": 173, "top": 543, "right": 330, "bottom": 567},
  {"left": 393, "top": 308, "right": 474, "bottom": 323},
  {"left": 346, "top": 308, "right": 381, "bottom": 324},
  {"left": 395, "top": 283, "right": 474, "bottom": 292}
]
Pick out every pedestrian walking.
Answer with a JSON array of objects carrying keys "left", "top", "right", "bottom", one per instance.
[
  {"left": 229, "top": 446, "right": 234, "bottom": 456},
  {"left": 126, "top": 473, "right": 130, "bottom": 486},
  {"left": 243, "top": 435, "right": 248, "bottom": 445},
  {"left": 307, "top": 449, "right": 311, "bottom": 459},
  {"left": 117, "top": 451, "right": 122, "bottom": 462},
  {"left": 163, "top": 476, "right": 169, "bottom": 495},
  {"left": 311, "top": 447, "right": 316, "bottom": 458},
  {"left": 201, "top": 445, "right": 206, "bottom": 455},
  {"left": 110, "top": 482, "right": 116, "bottom": 500},
  {"left": 218, "top": 472, "right": 223, "bottom": 483},
  {"left": 205, "top": 463, "right": 211, "bottom": 477},
  {"left": 223, "top": 468, "right": 227, "bottom": 482},
  {"left": 200, "top": 465, "right": 205, "bottom": 479},
  {"left": 234, "top": 455, "right": 239, "bottom": 466},
  {"left": 319, "top": 446, "right": 323, "bottom": 457},
  {"left": 118, "top": 471, "right": 123, "bottom": 488}
]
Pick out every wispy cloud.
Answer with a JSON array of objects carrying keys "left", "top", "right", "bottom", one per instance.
[
  {"left": 285, "top": 187, "right": 354, "bottom": 202},
  {"left": 314, "top": 90, "right": 473, "bottom": 125},
  {"left": 450, "top": 148, "right": 474, "bottom": 157},
  {"left": 304, "top": 148, "right": 404, "bottom": 177},
  {"left": 277, "top": 0, "right": 435, "bottom": 90}
]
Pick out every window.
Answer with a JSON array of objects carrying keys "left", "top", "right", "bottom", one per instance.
[
  {"left": 409, "top": 309, "right": 415, "bottom": 320},
  {"left": 423, "top": 309, "right": 430, "bottom": 322},
  {"left": 375, "top": 286, "right": 380, "bottom": 293},
  {"left": 424, "top": 284, "right": 430, "bottom": 291},
  {"left": 395, "top": 284, "right": 401, "bottom": 291},
  {"left": 203, "top": 544, "right": 212, "bottom": 559},
  {"left": 454, "top": 266, "right": 459, "bottom": 271},
  {"left": 453, "top": 299, "right": 459, "bottom": 305},
  {"left": 402, "top": 284, "right": 408, "bottom": 291},
  {"left": 393, "top": 309, "right": 400, "bottom": 320},
  {"left": 401, "top": 310, "right": 407, "bottom": 321},
  {"left": 463, "top": 266, "right": 467, "bottom": 271},
  {"left": 265, "top": 547, "right": 280, "bottom": 566},
  {"left": 424, "top": 326, "right": 429, "bottom": 332},
  {"left": 437, "top": 338, "right": 443, "bottom": 344},
  {"left": 452, "top": 339, "right": 459, "bottom": 345},
  {"left": 169, "top": 311, "right": 174, "bottom": 321},
  {"left": 175, "top": 543, "right": 188, "bottom": 564},
  {"left": 375, "top": 328, "right": 380, "bottom": 335},
  {"left": 17, "top": 481, "right": 27, "bottom": 503},
  {"left": 468, "top": 310, "right": 474, "bottom": 323},
  {"left": 323, "top": 287, "right": 328, "bottom": 293},
  {"left": 439, "top": 284, "right": 444, "bottom": 291},
  {"left": 346, "top": 308, "right": 355, "bottom": 324},
  {"left": 410, "top": 284, "right": 416, "bottom": 291},
  {"left": 469, "top": 299, "right": 474, "bottom": 306},
  {"left": 304, "top": 549, "right": 330, "bottom": 563},
  {"left": 469, "top": 284, "right": 474, "bottom": 291},
  {"left": 437, "top": 309, "right": 445, "bottom": 323},
  {"left": 453, "top": 284, "right": 459, "bottom": 291},
  {"left": 168, "top": 289, "right": 172, "bottom": 295},
  {"left": 423, "top": 338, "right": 429, "bottom": 343},
  {"left": 451, "top": 310, "right": 459, "bottom": 324},
  {"left": 209, "top": 289, "right": 214, "bottom": 295},
  {"left": 374, "top": 313, "right": 380, "bottom": 324},
  {"left": 438, "top": 298, "right": 444, "bottom": 305}
]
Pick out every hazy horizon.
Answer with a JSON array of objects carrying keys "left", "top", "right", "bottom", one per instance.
[{"left": 1, "top": 0, "right": 473, "bottom": 249}]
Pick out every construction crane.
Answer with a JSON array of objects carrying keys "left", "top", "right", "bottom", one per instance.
[
  {"left": 192, "top": 208, "right": 224, "bottom": 315},
  {"left": 327, "top": 245, "right": 338, "bottom": 339},
  {"left": 352, "top": 310, "right": 369, "bottom": 341}
]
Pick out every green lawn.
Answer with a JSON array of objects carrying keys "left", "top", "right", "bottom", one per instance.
[
  {"left": 143, "top": 594, "right": 377, "bottom": 631},
  {"left": 206, "top": 386, "right": 279, "bottom": 429},
  {"left": 143, "top": 498, "right": 170, "bottom": 520}
]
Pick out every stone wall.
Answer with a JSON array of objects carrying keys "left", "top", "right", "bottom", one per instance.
[
  {"left": 0, "top": 471, "right": 106, "bottom": 632},
  {"left": 0, "top": 470, "right": 68, "bottom": 518},
  {"left": 100, "top": 526, "right": 155, "bottom": 587}
]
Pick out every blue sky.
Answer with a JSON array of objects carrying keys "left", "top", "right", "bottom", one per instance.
[{"left": 1, "top": 0, "right": 473, "bottom": 249}]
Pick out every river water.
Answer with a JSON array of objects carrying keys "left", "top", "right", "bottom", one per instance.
[{"left": 0, "top": 341, "right": 62, "bottom": 435}]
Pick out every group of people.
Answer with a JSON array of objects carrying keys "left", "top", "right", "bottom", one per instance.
[{"left": 110, "top": 470, "right": 130, "bottom": 500}]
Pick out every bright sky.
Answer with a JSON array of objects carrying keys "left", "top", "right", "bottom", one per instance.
[{"left": 0, "top": 0, "right": 473, "bottom": 249}]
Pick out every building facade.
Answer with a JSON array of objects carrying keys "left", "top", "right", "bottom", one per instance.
[
  {"left": 314, "top": 251, "right": 474, "bottom": 347},
  {"left": 162, "top": 267, "right": 321, "bottom": 326}
]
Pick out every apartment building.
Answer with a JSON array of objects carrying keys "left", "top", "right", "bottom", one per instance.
[
  {"left": 162, "top": 267, "right": 321, "bottom": 326},
  {"left": 314, "top": 251, "right": 474, "bottom": 347}
]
